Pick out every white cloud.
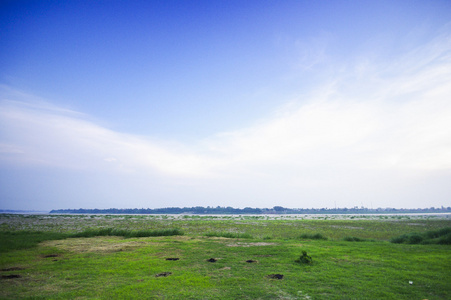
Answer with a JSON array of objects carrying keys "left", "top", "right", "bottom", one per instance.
[{"left": 0, "top": 98, "right": 211, "bottom": 177}]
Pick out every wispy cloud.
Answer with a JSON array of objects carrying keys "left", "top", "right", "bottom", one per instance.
[
  {"left": 206, "top": 32, "right": 451, "bottom": 174},
  {"left": 0, "top": 96, "right": 211, "bottom": 177}
]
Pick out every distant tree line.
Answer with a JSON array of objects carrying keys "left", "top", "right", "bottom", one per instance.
[{"left": 49, "top": 206, "right": 451, "bottom": 215}]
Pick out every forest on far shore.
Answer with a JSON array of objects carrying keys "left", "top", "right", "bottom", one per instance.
[{"left": 49, "top": 206, "right": 451, "bottom": 215}]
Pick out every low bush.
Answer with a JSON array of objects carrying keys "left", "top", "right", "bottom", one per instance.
[
  {"left": 71, "top": 228, "right": 183, "bottom": 238},
  {"left": 343, "top": 236, "right": 372, "bottom": 242},
  {"left": 205, "top": 231, "right": 252, "bottom": 239},
  {"left": 298, "top": 233, "right": 328, "bottom": 240},
  {"left": 390, "top": 227, "right": 451, "bottom": 245}
]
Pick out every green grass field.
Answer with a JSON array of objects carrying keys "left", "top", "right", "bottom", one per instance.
[{"left": 1, "top": 214, "right": 450, "bottom": 299}]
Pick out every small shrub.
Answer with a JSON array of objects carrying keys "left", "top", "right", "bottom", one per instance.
[
  {"left": 436, "top": 233, "right": 451, "bottom": 245},
  {"left": 295, "top": 250, "right": 313, "bottom": 264},
  {"left": 390, "top": 234, "right": 407, "bottom": 244},
  {"left": 407, "top": 234, "right": 424, "bottom": 244},
  {"left": 424, "top": 227, "right": 451, "bottom": 239}
]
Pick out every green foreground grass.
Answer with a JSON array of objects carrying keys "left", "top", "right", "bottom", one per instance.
[{"left": 0, "top": 214, "right": 450, "bottom": 299}]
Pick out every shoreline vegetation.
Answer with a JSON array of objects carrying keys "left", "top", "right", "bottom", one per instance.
[{"left": 46, "top": 206, "right": 451, "bottom": 215}]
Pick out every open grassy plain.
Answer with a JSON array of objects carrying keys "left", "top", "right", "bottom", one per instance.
[{"left": 1, "top": 214, "right": 450, "bottom": 299}]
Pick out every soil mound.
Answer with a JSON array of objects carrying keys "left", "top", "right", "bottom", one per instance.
[
  {"left": 1, "top": 274, "right": 22, "bottom": 279},
  {"left": 1, "top": 267, "right": 25, "bottom": 271},
  {"left": 267, "top": 274, "right": 283, "bottom": 279},
  {"left": 155, "top": 272, "right": 172, "bottom": 277}
]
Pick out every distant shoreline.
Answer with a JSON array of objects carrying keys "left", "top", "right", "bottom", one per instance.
[
  {"left": 2, "top": 207, "right": 450, "bottom": 216},
  {"left": 48, "top": 206, "right": 451, "bottom": 215},
  {"left": 0, "top": 210, "right": 49, "bottom": 214}
]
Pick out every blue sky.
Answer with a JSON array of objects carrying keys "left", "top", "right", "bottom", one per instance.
[{"left": 1, "top": 0, "right": 451, "bottom": 210}]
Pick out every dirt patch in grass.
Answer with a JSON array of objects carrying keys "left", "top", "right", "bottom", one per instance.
[
  {"left": 155, "top": 272, "right": 172, "bottom": 277},
  {"left": 43, "top": 254, "right": 59, "bottom": 258},
  {"left": 226, "top": 242, "right": 277, "bottom": 247},
  {"left": 41, "top": 236, "right": 149, "bottom": 253},
  {"left": 1, "top": 274, "right": 22, "bottom": 279},
  {"left": 1, "top": 267, "right": 25, "bottom": 271},
  {"left": 267, "top": 274, "right": 283, "bottom": 279}
]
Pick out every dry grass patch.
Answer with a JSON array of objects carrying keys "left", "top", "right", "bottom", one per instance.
[
  {"left": 41, "top": 235, "right": 195, "bottom": 254},
  {"left": 41, "top": 236, "right": 149, "bottom": 253},
  {"left": 226, "top": 242, "right": 277, "bottom": 247},
  {"left": 330, "top": 225, "right": 364, "bottom": 230}
]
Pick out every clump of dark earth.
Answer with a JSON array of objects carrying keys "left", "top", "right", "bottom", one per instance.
[
  {"left": 155, "top": 272, "right": 172, "bottom": 277},
  {"left": 1, "top": 267, "right": 25, "bottom": 271},
  {"left": 267, "top": 274, "right": 284, "bottom": 279},
  {"left": 207, "top": 258, "right": 217, "bottom": 262},
  {"left": 246, "top": 260, "right": 257, "bottom": 263},
  {"left": 1, "top": 274, "right": 22, "bottom": 279},
  {"left": 44, "top": 254, "right": 58, "bottom": 258},
  {"left": 165, "top": 258, "right": 179, "bottom": 261}
]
